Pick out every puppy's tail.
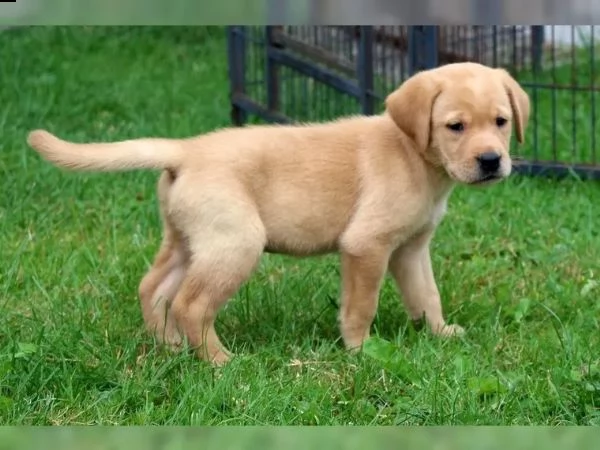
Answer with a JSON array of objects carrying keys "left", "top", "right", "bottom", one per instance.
[{"left": 27, "top": 129, "right": 185, "bottom": 172}]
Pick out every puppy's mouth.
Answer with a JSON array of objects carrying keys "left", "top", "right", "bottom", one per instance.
[
  {"left": 468, "top": 174, "right": 503, "bottom": 185},
  {"left": 446, "top": 167, "right": 504, "bottom": 186}
]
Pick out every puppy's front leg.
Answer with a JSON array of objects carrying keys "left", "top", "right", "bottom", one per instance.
[
  {"left": 388, "top": 230, "right": 464, "bottom": 337},
  {"left": 339, "top": 247, "right": 390, "bottom": 351}
]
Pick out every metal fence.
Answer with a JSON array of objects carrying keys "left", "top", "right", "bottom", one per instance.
[{"left": 227, "top": 26, "right": 600, "bottom": 179}]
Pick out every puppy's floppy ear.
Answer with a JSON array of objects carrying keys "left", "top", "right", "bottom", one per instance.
[
  {"left": 385, "top": 70, "right": 442, "bottom": 152},
  {"left": 495, "top": 68, "right": 530, "bottom": 144}
]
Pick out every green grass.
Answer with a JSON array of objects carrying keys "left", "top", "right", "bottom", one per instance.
[{"left": 1, "top": 26, "right": 600, "bottom": 426}]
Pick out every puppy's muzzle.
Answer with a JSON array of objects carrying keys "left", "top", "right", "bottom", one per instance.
[{"left": 476, "top": 151, "right": 501, "bottom": 175}]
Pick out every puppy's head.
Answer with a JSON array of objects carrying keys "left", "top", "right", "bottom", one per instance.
[{"left": 385, "top": 62, "right": 530, "bottom": 185}]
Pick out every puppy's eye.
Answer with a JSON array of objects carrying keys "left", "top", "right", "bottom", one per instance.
[
  {"left": 496, "top": 117, "right": 508, "bottom": 127},
  {"left": 446, "top": 122, "right": 464, "bottom": 132}
]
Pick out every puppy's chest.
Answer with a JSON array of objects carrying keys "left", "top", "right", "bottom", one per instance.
[
  {"left": 406, "top": 196, "right": 449, "bottom": 238},
  {"left": 383, "top": 197, "right": 449, "bottom": 249},
  {"left": 429, "top": 198, "right": 449, "bottom": 228}
]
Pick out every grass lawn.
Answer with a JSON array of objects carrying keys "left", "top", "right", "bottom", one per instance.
[{"left": 1, "top": 26, "right": 599, "bottom": 426}]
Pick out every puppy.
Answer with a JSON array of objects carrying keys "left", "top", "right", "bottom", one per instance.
[{"left": 27, "top": 62, "right": 530, "bottom": 365}]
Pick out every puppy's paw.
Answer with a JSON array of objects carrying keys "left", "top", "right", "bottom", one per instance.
[
  {"left": 209, "top": 349, "right": 233, "bottom": 367},
  {"left": 345, "top": 343, "right": 364, "bottom": 355},
  {"left": 342, "top": 331, "right": 370, "bottom": 354},
  {"left": 156, "top": 326, "right": 184, "bottom": 350},
  {"left": 433, "top": 323, "right": 465, "bottom": 338},
  {"left": 163, "top": 338, "right": 184, "bottom": 353}
]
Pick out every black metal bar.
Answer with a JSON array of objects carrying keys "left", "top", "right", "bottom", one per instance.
[
  {"left": 265, "top": 26, "right": 280, "bottom": 112},
  {"left": 492, "top": 25, "right": 498, "bottom": 67},
  {"left": 266, "top": 45, "right": 362, "bottom": 99},
  {"left": 357, "top": 26, "right": 374, "bottom": 115},
  {"left": 591, "top": 26, "right": 597, "bottom": 165},
  {"left": 231, "top": 93, "right": 292, "bottom": 124},
  {"left": 530, "top": 26, "right": 544, "bottom": 72},
  {"left": 227, "top": 26, "right": 248, "bottom": 127},
  {"left": 408, "top": 26, "right": 439, "bottom": 75}
]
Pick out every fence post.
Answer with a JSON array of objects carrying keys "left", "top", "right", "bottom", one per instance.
[
  {"left": 531, "top": 26, "right": 545, "bottom": 72},
  {"left": 357, "top": 26, "right": 375, "bottom": 116},
  {"left": 408, "top": 26, "right": 439, "bottom": 75},
  {"left": 227, "top": 26, "right": 248, "bottom": 126},
  {"left": 265, "top": 26, "right": 281, "bottom": 113}
]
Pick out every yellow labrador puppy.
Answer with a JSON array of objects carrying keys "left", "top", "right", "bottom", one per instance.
[{"left": 27, "top": 62, "right": 530, "bottom": 365}]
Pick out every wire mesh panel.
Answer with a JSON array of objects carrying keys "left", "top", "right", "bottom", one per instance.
[
  {"left": 227, "top": 25, "right": 600, "bottom": 179},
  {"left": 514, "top": 26, "right": 599, "bottom": 177}
]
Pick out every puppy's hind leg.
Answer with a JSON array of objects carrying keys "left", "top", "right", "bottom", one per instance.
[
  {"left": 139, "top": 242, "right": 187, "bottom": 349},
  {"left": 168, "top": 181, "right": 266, "bottom": 365},
  {"left": 138, "top": 170, "right": 186, "bottom": 348}
]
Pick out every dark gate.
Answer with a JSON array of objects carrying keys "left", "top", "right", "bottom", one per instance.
[{"left": 227, "top": 26, "right": 600, "bottom": 180}]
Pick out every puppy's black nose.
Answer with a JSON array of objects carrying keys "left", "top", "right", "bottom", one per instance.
[{"left": 477, "top": 152, "right": 501, "bottom": 173}]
